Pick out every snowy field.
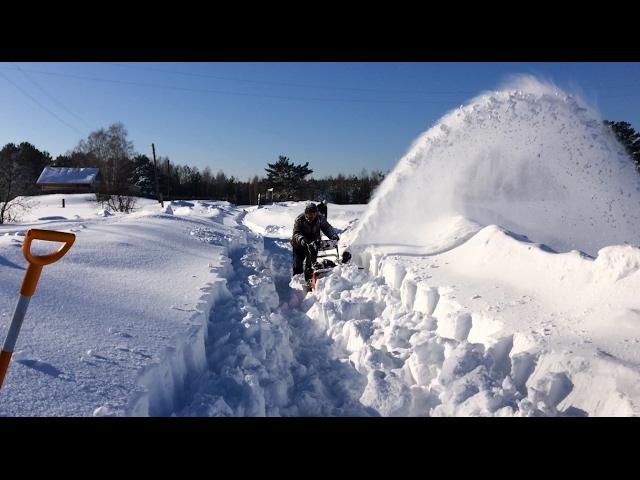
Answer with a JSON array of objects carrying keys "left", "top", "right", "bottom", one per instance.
[{"left": 2, "top": 76, "right": 640, "bottom": 416}]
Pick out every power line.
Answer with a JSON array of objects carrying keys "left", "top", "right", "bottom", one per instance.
[
  {"left": 106, "top": 62, "right": 476, "bottom": 95},
  {"left": 0, "top": 71, "right": 86, "bottom": 137},
  {"left": 0, "top": 65, "right": 461, "bottom": 105},
  {"left": 107, "top": 62, "right": 640, "bottom": 95},
  {"left": 4, "top": 65, "right": 640, "bottom": 109},
  {"left": 14, "top": 64, "right": 93, "bottom": 129}
]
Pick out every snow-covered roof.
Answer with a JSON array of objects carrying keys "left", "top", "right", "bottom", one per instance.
[{"left": 36, "top": 167, "right": 99, "bottom": 185}]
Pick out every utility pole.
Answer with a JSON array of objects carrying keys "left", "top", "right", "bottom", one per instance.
[
  {"left": 165, "top": 158, "right": 170, "bottom": 202},
  {"left": 151, "top": 143, "right": 164, "bottom": 208}
]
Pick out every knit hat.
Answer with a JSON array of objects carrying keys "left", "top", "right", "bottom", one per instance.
[{"left": 305, "top": 202, "right": 318, "bottom": 213}]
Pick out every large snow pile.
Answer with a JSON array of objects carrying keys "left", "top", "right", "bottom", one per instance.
[
  {"left": 304, "top": 231, "right": 640, "bottom": 416},
  {"left": 350, "top": 76, "right": 640, "bottom": 257}
]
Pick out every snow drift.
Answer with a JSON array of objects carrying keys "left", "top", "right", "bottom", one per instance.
[{"left": 350, "top": 75, "right": 640, "bottom": 256}]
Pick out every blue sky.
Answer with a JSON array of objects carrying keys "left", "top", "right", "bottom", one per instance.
[{"left": 1, "top": 62, "right": 639, "bottom": 180}]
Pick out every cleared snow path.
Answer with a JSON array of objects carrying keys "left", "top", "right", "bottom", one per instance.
[{"left": 173, "top": 224, "right": 373, "bottom": 416}]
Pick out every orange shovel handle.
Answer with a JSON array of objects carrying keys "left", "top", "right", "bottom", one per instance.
[
  {"left": 20, "top": 229, "right": 75, "bottom": 297},
  {"left": 23, "top": 229, "right": 76, "bottom": 266}
]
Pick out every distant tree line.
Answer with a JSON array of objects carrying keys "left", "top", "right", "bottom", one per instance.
[
  {"left": 0, "top": 123, "right": 386, "bottom": 221},
  {"left": 119, "top": 152, "right": 385, "bottom": 205},
  {"left": 263, "top": 155, "right": 385, "bottom": 204}
]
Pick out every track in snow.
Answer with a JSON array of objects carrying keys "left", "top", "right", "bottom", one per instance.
[{"left": 174, "top": 230, "right": 374, "bottom": 416}]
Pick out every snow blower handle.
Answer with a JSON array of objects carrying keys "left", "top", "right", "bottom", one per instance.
[{"left": 21, "top": 229, "right": 75, "bottom": 297}]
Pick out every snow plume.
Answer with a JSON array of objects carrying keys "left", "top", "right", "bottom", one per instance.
[{"left": 350, "top": 75, "right": 640, "bottom": 256}]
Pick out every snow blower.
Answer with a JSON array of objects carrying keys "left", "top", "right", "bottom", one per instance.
[
  {"left": 306, "top": 239, "right": 351, "bottom": 290},
  {"left": 0, "top": 228, "right": 75, "bottom": 390}
]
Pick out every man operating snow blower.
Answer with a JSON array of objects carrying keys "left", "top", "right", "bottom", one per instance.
[{"left": 291, "top": 202, "right": 340, "bottom": 282}]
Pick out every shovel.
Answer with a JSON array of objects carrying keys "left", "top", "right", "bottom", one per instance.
[{"left": 0, "top": 229, "right": 75, "bottom": 390}]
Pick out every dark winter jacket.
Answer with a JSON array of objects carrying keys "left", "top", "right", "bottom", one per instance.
[{"left": 291, "top": 213, "right": 337, "bottom": 249}]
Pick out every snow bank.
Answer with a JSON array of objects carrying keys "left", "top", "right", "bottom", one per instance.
[
  {"left": 0, "top": 195, "right": 248, "bottom": 416},
  {"left": 304, "top": 250, "right": 640, "bottom": 416},
  {"left": 351, "top": 75, "right": 640, "bottom": 256}
]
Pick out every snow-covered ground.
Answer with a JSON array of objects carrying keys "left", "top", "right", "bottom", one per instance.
[
  {"left": 0, "top": 194, "right": 247, "bottom": 415},
  {"left": 2, "top": 76, "right": 640, "bottom": 416}
]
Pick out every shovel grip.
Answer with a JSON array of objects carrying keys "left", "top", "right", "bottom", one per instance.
[
  {"left": 20, "top": 229, "right": 75, "bottom": 297},
  {"left": 22, "top": 229, "right": 75, "bottom": 267}
]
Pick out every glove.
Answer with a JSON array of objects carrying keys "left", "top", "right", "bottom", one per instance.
[
  {"left": 332, "top": 235, "right": 340, "bottom": 241},
  {"left": 299, "top": 238, "right": 306, "bottom": 248}
]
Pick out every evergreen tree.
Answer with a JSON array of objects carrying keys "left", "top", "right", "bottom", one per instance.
[
  {"left": 129, "top": 154, "right": 156, "bottom": 197},
  {"left": 12, "top": 142, "right": 53, "bottom": 196},
  {"left": 604, "top": 120, "right": 640, "bottom": 171},
  {"left": 264, "top": 155, "right": 313, "bottom": 200}
]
